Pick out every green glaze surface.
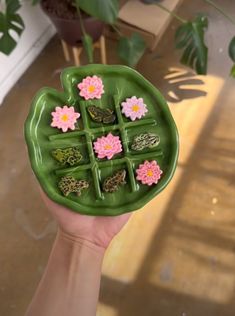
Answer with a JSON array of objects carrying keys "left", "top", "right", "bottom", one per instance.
[{"left": 24, "top": 64, "right": 179, "bottom": 216}]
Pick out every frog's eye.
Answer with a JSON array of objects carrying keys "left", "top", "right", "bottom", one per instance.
[{"left": 88, "top": 106, "right": 96, "bottom": 111}]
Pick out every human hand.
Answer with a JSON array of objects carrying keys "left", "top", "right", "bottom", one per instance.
[{"left": 40, "top": 190, "right": 131, "bottom": 249}]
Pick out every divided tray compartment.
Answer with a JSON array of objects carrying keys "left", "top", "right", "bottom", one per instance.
[{"left": 25, "top": 64, "right": 179, "bottom": 216}]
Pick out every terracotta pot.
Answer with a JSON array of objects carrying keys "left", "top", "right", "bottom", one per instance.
[{"left": 41, "top": 3, "right": 104, "bottom": 46}]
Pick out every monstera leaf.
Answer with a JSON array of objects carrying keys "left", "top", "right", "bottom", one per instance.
[
  {"left": 24, "top": 65, "right": 179, "bottom": 216},
  {"left": 78, "top": 0, "right": 119, "bottom": 24},
  {"left": 118, "top": 33, "right": 146, "bottom": 68},
  {"left": 228, "top": 36, "right": 235, "bottom": 77},
  {"left": 0, "top": 0, "right": 24, "bottom": 55},
  {"left": 175, "top": 14, "right": 208, "bottom": 75}
]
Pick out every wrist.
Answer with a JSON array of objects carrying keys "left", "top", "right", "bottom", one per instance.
[{"left": 57, "top": 228, "right": 106, "bottom": 256}]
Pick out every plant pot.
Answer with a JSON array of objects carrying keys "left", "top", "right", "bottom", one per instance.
[{"left": 41, "top": 2, "right": 104, "bottom": 46}]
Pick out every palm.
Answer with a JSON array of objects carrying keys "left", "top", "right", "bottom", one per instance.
[{"left": 41, "top": 190, "right": 131, "bottom": 248}]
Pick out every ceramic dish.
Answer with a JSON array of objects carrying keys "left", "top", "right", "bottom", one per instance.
[{"left": 24, "top": 64, "right": 179, "bottom": 216}]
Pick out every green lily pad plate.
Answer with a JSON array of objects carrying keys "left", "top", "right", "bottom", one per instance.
[{"left": 24, "top": 64, "right": 179, "bottom": 216}]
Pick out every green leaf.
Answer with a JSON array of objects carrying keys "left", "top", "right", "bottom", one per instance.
[
  {"left": 31, "top": 0, "right": 41, "bottom": 5},
  {"left": 175, "top": 14, "right": 208, "bottom": 75},
  {"left": 229, "top": 38, "right": 235, "bottom": 77},
  {"left": 0, "top": 0, "right": 24, "bottom": 55},
  {"left": 78, "top": 0, "right": 119, "bottom": 24},
  {"left": 230, "top": 64, "right": 235, "bottom": 77},
  {"left": 6, "top": 0, "right": 21, "bottom": 14},
  {"left": 228, "top": 36, "right": 235, "bottom": 63},
  {"left": 0, "top": 30, "right": 16, "bottom": 54},
  {"left": 117, "top": 33, "right": 146, "bottom": 68},
  {"left": 82, "top": 33, "right": 94, "bottom": 63}
]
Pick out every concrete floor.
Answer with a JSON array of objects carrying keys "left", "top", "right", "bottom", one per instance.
[{"left": 0, "top": 1, "right": 235, "bottom": 315}]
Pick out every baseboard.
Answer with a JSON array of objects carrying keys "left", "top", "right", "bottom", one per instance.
[{"left": 0, "top": 24, "right": 56, "bottom": 105}]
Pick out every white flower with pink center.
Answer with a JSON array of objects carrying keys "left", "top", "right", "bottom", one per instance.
[
  {"left": 136, "top": 160, "right": 163, "bottom": 186},
  {"left": 51, "top": 106, "right": 80, "bottom": 132},
  {"left": 77, "top": 75, "right": 104, "bottom": 100},
  {"left": 121, "top": 96, "right": 148, "bottom": 121},
  {"left": 93, "top": 133, "right": 122, "bottom": 160}
]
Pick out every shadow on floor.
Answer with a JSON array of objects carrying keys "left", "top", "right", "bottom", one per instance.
[
  {"left": 99, "top": 77, "right": 235, "bottom": 315},
  {"left": 162, "top": 68, "right": 207, "bottom": 103}
]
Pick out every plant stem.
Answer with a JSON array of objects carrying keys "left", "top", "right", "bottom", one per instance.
[
  {"left": 76, "top": 3, "right": 86, "bottom": 35},
  {"left": 111, "top": 24, "right": 124, "bottom": 37},
  {"left": 75, "top": 1, "right": 94, "bottom": 63},
  {"left": 203, "top": 0, "right": 235, "bottom": 25},
  {"left": 154, "top": 2, "right": 187, "bottom": 24}
]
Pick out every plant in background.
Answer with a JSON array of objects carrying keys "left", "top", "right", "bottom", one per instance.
[
  {"left": 74, "top": 0, "right": 146, "bottom": 66},
  {"left": 229, "top": 36, "right": 235, "bottom": 76},
  {"left": 175, "top": 14, "right": 208, "bottom": 75},
  {"left": 0, "top": 0, "right": 146, "bottom": 68},
  {"left": 147, "top": 0, "right": 235, "bottom": 76},
  {"left": 0, "top": 0, "right": 24, "bottom": 54},
  {"left": 0, "top": 0, "right": 235, "bottom": 76}
]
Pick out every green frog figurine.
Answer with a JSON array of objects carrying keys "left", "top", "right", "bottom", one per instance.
[
  {"left": 103, "top": 169, "right": 126, "bottom": 193},
  {"left": 131, "top": 133, "right": 160, "bottom": 151},
  {"left": 87, "top": 105, "right": 116, "bottom": 124},
  {"left": 58, "top": 176, "right": 89, "bottom": 197},
  {"left": 51, "top": 146, "right": 82, "bottom": 166}
]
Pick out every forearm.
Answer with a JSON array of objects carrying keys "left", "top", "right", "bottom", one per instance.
[{"left": 26, "top": 229, "right": 105, "bottom": 316}]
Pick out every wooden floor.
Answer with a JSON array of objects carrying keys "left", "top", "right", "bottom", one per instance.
[{"left": 0, "top": 1, "right": 235, "bottom": 315}]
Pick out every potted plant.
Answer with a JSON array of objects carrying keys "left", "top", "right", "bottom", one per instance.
[
  {"left": 40, "top": 0, "right": 104, "bottom": 47},
  {"left": 0, "top": 0, "right": 235, "bottom": 75},
  {"left": 0, "top": 0, "right": 146, "bottom": 67}
]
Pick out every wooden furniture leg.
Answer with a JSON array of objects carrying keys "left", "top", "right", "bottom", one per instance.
[
  {"left": 72, "top": 47, "right": 82, "bottom": 66},
  {"left": 100, "top": 35, "right": 107, "bottom": 64},
  {"left": 63, "top": 35, "right": 107, "bottom": 66},
  {"left": 61, "top": 40, "right": 70, "bottom": 62}
]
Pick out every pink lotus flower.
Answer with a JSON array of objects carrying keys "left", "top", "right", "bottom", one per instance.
[
  {"left": 77, "top": 75, "right": 104, "bottom": 100},
  {"left": 51, "top": 106, "right": 80, "bottom": 132},
  {"left": 93, "top": 133, "right": 122, "bottom": 160},
  {"left": 121, "top": 96, "right": 148, "bottom": 121},
  {"left": 136, "top": 160, "right": 163, "bottom": 186}
]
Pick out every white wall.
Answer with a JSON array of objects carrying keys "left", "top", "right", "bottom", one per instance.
[{"left": 0, "top": 1, "right": 56, "bottom": 104}]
